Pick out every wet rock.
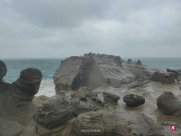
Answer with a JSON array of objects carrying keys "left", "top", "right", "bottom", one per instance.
[
  {"left": 151, "top": 72, "right": 176, "bottom": 84},
  {"left": 0, "top": 60, "right": 7, "bottom": 81},
  {"left": 103, "top": 92, "right": 120, "bottom": 104},
  {"left": 123, "top": 94, "right": 145, "bottom": 107},
  {"left": 157, "top": 92, "right": 181, "bottom": 115}
]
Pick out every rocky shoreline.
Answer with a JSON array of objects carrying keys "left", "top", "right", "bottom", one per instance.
[{"left": 0, "top": 53, "right": 181, "bottom": 136}]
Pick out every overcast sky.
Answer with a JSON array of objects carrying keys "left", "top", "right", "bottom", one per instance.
[{"left": 0, "top": 0, "right": 181, "bottom": 58}]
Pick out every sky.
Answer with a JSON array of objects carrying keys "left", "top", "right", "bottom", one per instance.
[{"left": 0, "top": 0, "right": 181, "bottom": 58}]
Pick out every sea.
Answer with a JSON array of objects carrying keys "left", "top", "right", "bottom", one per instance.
[{"left": 2, "top": 58, "right": 181, "bottom": 97}]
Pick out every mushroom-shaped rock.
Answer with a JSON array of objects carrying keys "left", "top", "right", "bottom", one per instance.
[
  {"left": 157, "top": 92, "right": 181, "bottom": 115},
  {"left": 12, "top": 68, "right": 42, "bottom": 98},
  {"left": 0, "top": 68, "right": 42, "bottom": 116},
  {"left": 123, "top": 94, "right": 145, "bottom": 107},
  {"left": 103, "top": 92, "right": 120, "bottom": 104},
  {"left": 0, "top": 60, "right": 7, "bottom": 80}
]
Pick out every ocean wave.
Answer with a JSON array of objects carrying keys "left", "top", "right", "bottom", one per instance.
[{"left": 36, "top": 79, "right": 55, "bottom": 97}]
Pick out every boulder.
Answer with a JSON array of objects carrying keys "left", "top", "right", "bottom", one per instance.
[
  {"left": 151, "top": 72, "right": 176, "bottom": 84},
  {"left": 157, "top": 92, "right": 181, "bottom": 115},
  {"left": 103, "top": 92, "right": 120, "bottom": 104},
  {"left": 33, "top": 97, "right": 97, "bottom": 129},
  {"left": 123, "top": 94, "right": 145, "bottom": 107},
  {"left": 54, "top": 53, "right": 152, "bottom": 93},
  {"left": 69, "top": 110, "right": 166, "bottom": 136}
]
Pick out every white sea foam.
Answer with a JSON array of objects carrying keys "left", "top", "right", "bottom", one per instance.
[{"left": 36, "top": 79, "right": 55, "bottom": 97}]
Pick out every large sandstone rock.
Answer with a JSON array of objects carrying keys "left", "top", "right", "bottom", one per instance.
[
  {"left": 54, "top": 53, "right": 152, "bottom": 93},
  {"left": 157, "top": 92, "right": 181, "bottom": 115},
  {"left": 70, "top": 110, "right": 166, "bottom": 136}
]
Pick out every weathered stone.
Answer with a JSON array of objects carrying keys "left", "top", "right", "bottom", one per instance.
[
  {"left": 33, "top": 98, "right": 97, "bottom": 129},
  {"left": 123, "top": 94, "right": 145, "bottom": 107},
  {"left": 70, "top": 110, "right": 166, "bottom": 136},
  {"left": 151, "top": 72, "right": 176, "bottom": 84},
  {"left": 0, "top": 60, "right": 7, "bottom": 80},
  {"left": 12, "top": 68, "right": 42, "bottom": 97},
  {"left": 54, "top": 53, "right": 152, "bottom": 92},
  {"left": 0, "top": 68, "right": 42, "bottom": 116},
  {"left": 157, "top": 92, "right": 181, "bottom": 115},
  {"left": 103, "top": 92, "right": 120, "bottom": 104}
]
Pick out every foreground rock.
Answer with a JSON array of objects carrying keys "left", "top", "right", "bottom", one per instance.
[
  {"left": 123, "top": 94, "right": 145, "bottom": 107},
  {"left": 54, "top": 53, "right": 152, "bottom": 93},
  {"left": 70, "top": 110, "right": 166, "bottom": 136},
  {"left": 157, "top": 92, "right": 181, "bottom": 115},
  {"left": 33, "top": 97, "right": 97, "bottom": 129}
]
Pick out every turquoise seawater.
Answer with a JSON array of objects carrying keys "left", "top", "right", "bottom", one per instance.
[{"left": 2, "top": 58, "right": 181, "bottom": 96}]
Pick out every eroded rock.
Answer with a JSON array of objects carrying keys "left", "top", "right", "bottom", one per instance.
[
  {"left": 70, "top": 110, "right": 166, "bottom": 136},
  {"left": 151, "top": 72, "right": 176, "bottom": 84},
  {"left": 157, "top": 92, "right": 181, "bottom": 115},
  {"left": 123, "top": 94, "right": 145, "bottom": 107},
  {"left": 103, "top": 92, "right": 120, "bottom": 104}
]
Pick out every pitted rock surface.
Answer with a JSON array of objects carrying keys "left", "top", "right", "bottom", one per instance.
[
  {"left": 33, "top": 98, "right": 97, "bottom": 129},
  {"left": 123, "top": 94, "right": 145, "bottom": 107}
]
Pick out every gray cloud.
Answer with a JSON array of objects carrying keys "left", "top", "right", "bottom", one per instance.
[{"left": 0, "top": 0, "right": 181, "bottom": 58}]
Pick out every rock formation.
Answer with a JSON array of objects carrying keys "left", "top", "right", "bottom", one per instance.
[
  {"left": 0, "top": 60, "right": 7, "bottom": 81},
  {"left": 54, "top": 53, "right": 152, "bottom": 93},
  {"left": 157, "top": 92, "right": 181, "bottom": 115},
  {"left": 103, "top": 92, "right": 120, "bottom": 104},
  {"left": 123, "top": 94, "right": 145, "bottom": 107},
  {"left": 0, "top": 66, "right": 42, "bottom": 116},
  {"left": 33, "top": 97, "right": 97, "bottom": 129},
  {"left": 70, "top": 110, "right": 166, "bottom": 136},
  {"left": 151, "top": 72, "right": 176, "bottom": 83}
]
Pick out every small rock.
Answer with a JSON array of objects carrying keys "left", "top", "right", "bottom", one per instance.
[
  {"left": 157, "top": 92, "right": 181, "bottom": 115},
  {"left": 123, "top": 94, "right": 145, "bottom": 107},
  {"left": 103, "top": 92, "right": 120, "bottom": 104}
]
